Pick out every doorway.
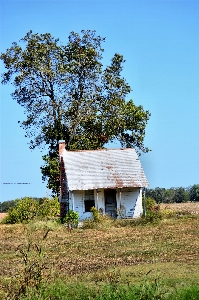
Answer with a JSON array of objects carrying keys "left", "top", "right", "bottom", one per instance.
[{"left": 104, "top": 189, "right": 117, "bottom": 218}]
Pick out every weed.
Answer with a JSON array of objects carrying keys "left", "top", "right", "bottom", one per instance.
[
  {"left": 90, "top": 206, "right": 103, "bottom": 222},
  {"left": 82, "top": 214, "right": 114, "bottom": 230},
  {"left": 5, "top": 227, "right": 51, "bottom": 300}
]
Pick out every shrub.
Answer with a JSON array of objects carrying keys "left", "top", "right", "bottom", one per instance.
[
  {"left": 81, "top": 207, "right": 103, "bottom": 229},
  {"left": 90, "top": 206, "right": 103, "bottom": 222},
  {"left": 141, "top": 196, "right": 162, "bottom": 225},
  {"left": 161, "top": 208, "right": 176, "bottom": 218},
  {"left": 142, "top": 210, "right": 162, "bottom": 225},
  {"left": 144, "top": 197, "right": 157, "bottom": 211},
  {"left": 37, "top": 198, "right": 59, "bottom": 219},
  {"left": 63, "top": 210, "right": 79, "bottom": 228},
  {"left": 2, "top": 197, "right": 39, "bottom": 224},
  {"left": 1, "top": 197, "right": 60, "bottom": 224}
]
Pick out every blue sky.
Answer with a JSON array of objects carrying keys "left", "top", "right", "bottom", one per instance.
[{"left": 0, "top": 0, "right": 199, "bottom": 201}]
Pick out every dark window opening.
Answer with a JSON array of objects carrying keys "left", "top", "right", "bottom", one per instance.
[
  {"left": 85, "top": 200, "right": 95, "bottom": 212},
  {"left": 84, "top": 190, "right": 95, "bottom": 212}
]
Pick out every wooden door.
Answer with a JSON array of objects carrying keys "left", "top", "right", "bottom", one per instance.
[{"left": 104, "top": 189, "right": 117, "bottom": 218}]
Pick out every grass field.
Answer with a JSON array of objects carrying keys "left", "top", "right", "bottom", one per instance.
[
  {"left": 0, "top": 213, "right": 7, "bottom": 222},
  {"left": 0, "top": 203, "right": 199, "bottom": 299},
  {"left": 160, "top": 202, "right": 199, "bottom": 214}
]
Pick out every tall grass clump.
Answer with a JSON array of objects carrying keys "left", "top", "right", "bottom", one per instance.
[{"left": 82, "top": 207, "right": 114, "bottom": 229}]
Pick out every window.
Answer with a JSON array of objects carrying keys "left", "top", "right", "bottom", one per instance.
[{"left": 84, "top": 190, "right": 95, "bottom": 212}]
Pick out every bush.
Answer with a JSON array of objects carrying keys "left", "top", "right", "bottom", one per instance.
[
  {"left": 161, "top": 208, "right": 176, "bottom": 219},
  {"left": 144, "top": 197, "right": 157, "bottom": 211},
  {"left": 1, "top": 197, "right": 59, "bottom": 224},
  {"left": 37, "top": 198, "right": 59, "bottom": 219},
  {"left": 63, "top": 210, "right": 79, "bottom": 228},
  {"left": 2, "top": 197, "right": 39, "bottom": 224},
  {"left": 140, "top": 196, "right": 162, "bottom": 225},
  {"left": 90, "top": 206, "right": 103, "bottom": 222},
  {"left": 142, "top": 210, "right": 162, "bottom": 224}
]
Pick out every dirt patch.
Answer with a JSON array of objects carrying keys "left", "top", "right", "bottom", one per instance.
[{"left": 0, "top": 213, "right": 7, "bottom": 221}]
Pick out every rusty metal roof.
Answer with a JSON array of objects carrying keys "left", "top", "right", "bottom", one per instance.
[{"left": 62, "top": 148, "right": 149, "bottom": 190}]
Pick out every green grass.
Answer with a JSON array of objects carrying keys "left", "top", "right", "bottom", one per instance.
[{"left": 15, "top": 281, "right": 199, "bottom": 300}]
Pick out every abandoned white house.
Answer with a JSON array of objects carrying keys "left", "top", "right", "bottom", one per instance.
[{"left": 59, "top": 140, "right": 149, "bottom": 220}]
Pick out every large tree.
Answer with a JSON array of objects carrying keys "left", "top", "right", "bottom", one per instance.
[{"left": 1, "top": 30, "right": 150, "bottom": 194}]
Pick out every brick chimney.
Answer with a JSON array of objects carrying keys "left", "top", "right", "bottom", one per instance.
[
  {"left": 58, "top": 140, "right": 67, "bottom": 219},
  {"left": 59, "top": 140, "right": 66, "bottom": 161}
]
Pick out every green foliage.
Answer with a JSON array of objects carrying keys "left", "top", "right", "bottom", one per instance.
[
  {"left": 10, "top": 279, "right": 199, "bottom": 300},
  {"left": 40, "top": 155, "right": 60, "bottom": 196},
  {"left": 169, "top": 285, "right": 199, "bottom": 300},
  {"left": 189, "top": 184, "right": 199, "bottom": 202},
  {"left": 142, "top": 210, "right": 162, "bottom": 225},
  {"left": 2, "top": 197, "right": 39, "bottom": 224},
  {"left": 161, "top": 208, "right": 176, "bottom": 219},
  {"left": 172, "top": 187, "right": 190, "bottom": 203},
  {"left": 1, "top": 197, "right": 59, "bottom": 224},
  {"left": 63, "top": 210, "right": 79, "bottom": 227},
  {"left": 141, "top": 196, "right": 162, "bottom": 225},
  {"left": 90, "top": 206, "right": 102, "bottom": 221},
  {"left": 82, "top": 206, "right": 107, "bottom": 229},
  {"left": 37, "top": 198, "right": 59, "bottom": 219},
  {"left": 1, "top": 30, "right": 150, "bottom": 195},
  {"left": 144, "top": 196, "right": 157, "bottom": 210}
]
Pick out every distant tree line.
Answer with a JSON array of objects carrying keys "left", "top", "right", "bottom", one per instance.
[{"left": 145, "top": 184, "right": 199, "bottom": 204}]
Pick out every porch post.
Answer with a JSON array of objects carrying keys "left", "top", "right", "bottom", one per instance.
[
  {"left": 96, "top": 189, "right": 99, "bottom": 209},
  {"left": 120, "top": 188, "right": 122, "bottom": 208},
  {"left": 72, "top": 191, "right": 74, "bottom": 211}
]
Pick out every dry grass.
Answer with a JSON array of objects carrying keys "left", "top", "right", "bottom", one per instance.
[
  {"left": 0, "top": 204, "right": 199, "bottom": 298},
  {"left": 0, "top": 215, "right": 199, "bottom": 289},
  {"left": 160, "top": 202, "right": 199, "bottom": 214},
  {"left": 0, "top": 213, "right": 7, "bottom": 222}
]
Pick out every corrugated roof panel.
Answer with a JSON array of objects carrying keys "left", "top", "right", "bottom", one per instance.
[{"left": 62, "top": 148, "right": 149, "bottom": 190}]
